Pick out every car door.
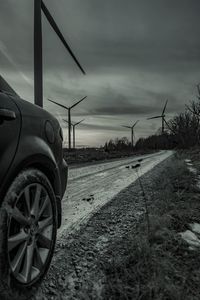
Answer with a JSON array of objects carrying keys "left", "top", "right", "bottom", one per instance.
[{"left": 0, "top": 92, "right": 21, "bottom": 184}]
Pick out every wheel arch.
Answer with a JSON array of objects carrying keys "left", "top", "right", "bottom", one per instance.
[
  {"left": 22, "top": 158, "right": 62, "bottom": 228},
  {"left": 0, "top": 153, "right": 62, "bottom": 228}
]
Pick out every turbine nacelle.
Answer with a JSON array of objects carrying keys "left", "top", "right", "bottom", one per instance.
[
  {"left": 122, "top": 120, "right": 139, "bottom": 129},
  {"left": 48, "top": 96, "right": 87, "bottom": 111},
  {"left": 48, "top": 96, "right": 87, "bottom": 150},
  {"left": 63, "top": 119, "right": 85, "bottom": 127},
  {"left": 62, "top": 118, "right": 85, "bottom": 149},
  {"left": 121, "top": 120, "right": 139, "bottom": 148}
]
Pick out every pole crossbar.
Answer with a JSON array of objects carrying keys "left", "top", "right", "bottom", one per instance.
[{"left": 34, "top": 0, "right": 86, "bottom": 107}]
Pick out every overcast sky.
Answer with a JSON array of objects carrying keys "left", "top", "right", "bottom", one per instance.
[{"left": 0, "top": 0, "right": 200, "bottom": 146}]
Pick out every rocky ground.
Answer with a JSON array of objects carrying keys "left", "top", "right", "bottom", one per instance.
[{"left": 32, "top": 156, "right": 173, "bottom": 300}]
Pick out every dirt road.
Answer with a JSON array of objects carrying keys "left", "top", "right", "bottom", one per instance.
[
  {"left": 33, "top": 150, "right": 173, "bottom": 300},
  {"left": 59, "top": 150, "right": 173, "bottom": 239}
]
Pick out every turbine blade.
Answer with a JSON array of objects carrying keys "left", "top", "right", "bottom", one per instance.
[
  {"left": 147, "top": 116, "right": 162, "bottom": 120},
  {"left": 122, "top": 125, "right": 131, "bottom": 129},
  {"left": 70, "top": 96, "right": 87, "bottom": 109},
  {"left": 48, "top": 98, "right": 69, "bottom": 110},
  {"left": 163, "top": 117, "right": 173, "bottom": 132},
  {"left": 132, "top": 120, "right": 139, "bottom": 128},
  {"left": 63, "top": 119, "right": 74, "bottom": 128},
  {"left": 74, "top": 119, "right": 85, "bottom": 126},
  {"left": 162, "top": 99, "right": 168, "bottom": 115},
  {"left": 41, "top": 1, "right": 86, "bottom": 75}
]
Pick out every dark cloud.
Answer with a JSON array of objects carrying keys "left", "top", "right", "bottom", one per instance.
[
  {"left": 68, "top": 122, "right": 121, "bottom": 132},
  {"left": 0, "top": 0, "right": 200, "bottom": 146}
]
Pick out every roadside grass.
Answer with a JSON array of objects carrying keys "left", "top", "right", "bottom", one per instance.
[
  {"left": 101, "top": 154, "right": 200, "bottom": 299},
  {"left": 63, "top": 148, "right": 157, "bottom": 165}
]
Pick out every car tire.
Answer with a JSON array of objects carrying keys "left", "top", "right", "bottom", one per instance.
[{"left": 0, "top": 168, "right": 57, "bottom": 300}]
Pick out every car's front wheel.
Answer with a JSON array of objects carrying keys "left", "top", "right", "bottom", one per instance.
[{"left": 0, "top": 169, "right": 57, "bottom": 300}]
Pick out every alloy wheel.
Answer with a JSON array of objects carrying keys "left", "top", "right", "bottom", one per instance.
[{"left": 7, "top": 183, "right": 54, "bottom": 284}]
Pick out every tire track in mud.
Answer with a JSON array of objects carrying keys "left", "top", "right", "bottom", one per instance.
[{"left": 68, "top": 151, "right": 164, "bottom": 182}]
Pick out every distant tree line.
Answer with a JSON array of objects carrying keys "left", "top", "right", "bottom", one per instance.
[
  {"left": 104, "top": 137, "right": 132, "bottom": 152},
  {"left": 135, "top": 84, "right": 200, "bottom": 150},
  {"left": 104, "top": 84, "right": 200, "bottom": 151}
]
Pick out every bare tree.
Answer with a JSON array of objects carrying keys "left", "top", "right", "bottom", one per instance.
[{"left": 168, "top": 111, "right": 199, "bottom": 148}]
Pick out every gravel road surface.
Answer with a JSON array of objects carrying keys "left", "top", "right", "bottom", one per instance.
[
  {"left": 59, "top": 150, "right": 173, "bottom": 238},
  {"left": 32, "top": 150, "right": 173, "bottom": 299}
]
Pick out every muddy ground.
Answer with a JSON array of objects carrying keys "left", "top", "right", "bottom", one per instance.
[{"left": 32, "top": 156, "right": 172, "bottom": 300}]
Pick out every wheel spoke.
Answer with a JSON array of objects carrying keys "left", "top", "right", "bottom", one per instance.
[
  {"left": 38, "top": 195, "right": 49, "bottom": 220},
  {"left": 21, "top": 242, "right": 35, "bottom": 283},
  {"left": 8, "top": 230, "right": 29, "bottom": 251},
  {"left": 10, "top": 242, "right": 27, "bottom": 275},
  {"left": 24, "top": 186, "right": 31, "bottom": 216},
  {"left": 31, "top": 184, "right": 42, "bottom": 219},
  {"left": 37, "top": 233, "right": 51, "bottom": 249},
  {"left": 11, "top": 207, "right": 30, "bottom": 226},
  {"left": 38, "top": 216, "right": 53, "bottom": 233},
  {"left": 35, "top": 245, "right": 44, "bottom": 270}
]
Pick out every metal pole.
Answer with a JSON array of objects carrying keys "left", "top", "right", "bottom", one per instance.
[
  {"left": 162, "top": 117, "right": 164, "bottom": 134},
  {"left": 68, "top": 109, "right": 71, "bottom": 149},
  {"left": 131, "top": 128, "right": 134, "bottom": 148},
  {"left": 34, "top": 0, "right": 43, "bottom": 107},
  {"left": 73, "top": 126, "right": 75, "bottom": 149}
]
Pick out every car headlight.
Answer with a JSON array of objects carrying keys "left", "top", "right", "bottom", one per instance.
[{"left": 45, "top": 120, "right": 55, "bottom": 144}]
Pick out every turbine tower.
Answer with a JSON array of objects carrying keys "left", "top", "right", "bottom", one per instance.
[
  {"left": 122, "top": 120, "right": 139, "bottom": 148},
  {"left": 34, "top": 0, "right": 85, "bottom": 107},
  {"left": 63, "top": 119, "right": 84, "bottom": 149},
  {"left": 48, "top": 96, "right": 87, "bottom": 149},
  {"left": 147, "top": 100, "right": 168, "bottom": 134}
]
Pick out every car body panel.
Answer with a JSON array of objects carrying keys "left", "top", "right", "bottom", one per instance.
[
  {"left": 0, "top": 93, "right": 68, "bottom": 228},
  {"left": 0, "top": 92, "right": 21, "bottom": 184}
]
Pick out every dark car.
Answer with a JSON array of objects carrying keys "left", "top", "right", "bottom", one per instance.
[{"left": 0, "top": 79, "right": 67, "bottom": 299}]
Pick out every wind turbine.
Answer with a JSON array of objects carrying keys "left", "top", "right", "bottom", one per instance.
[
  {"left": 122, "top": 120, "right": 139, "bottom": 148},
  {"left": 34, "top": 0, "right": 85, "bottom": 107},
  {"left": 48, "top": 96, "right": 87, "bottom": 149},
  {"left": 147, "top": 100, "right": 168, "bottom": 134},
  {"left": 63, "top": 119, "right": 84, "bottom": 149}
]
